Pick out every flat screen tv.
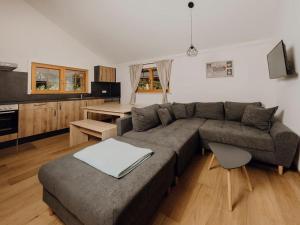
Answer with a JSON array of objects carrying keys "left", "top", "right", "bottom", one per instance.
[{"left": 267, "top": 40, "right": 289, "bottom": 79}]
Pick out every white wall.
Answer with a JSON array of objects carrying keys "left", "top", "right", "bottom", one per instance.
[
  {"left": 117, "top": 39, "right": 279, "bottom": 108},
  {"left": 0, "top": 0, "right": 113, "bottom": 92},
  {"left": 276, "top": 0, "right": 300, "bottom": 169},
  {"left": 117, "top": 38, "right": 300, "bottom": 169}
]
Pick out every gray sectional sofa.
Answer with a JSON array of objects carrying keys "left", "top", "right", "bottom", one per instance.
[
  {"left": 119, "top": 102, "right": 299, "bottom": 174},
  {"left": 38, "top": 101, "right": 299, "bottom": 225}
]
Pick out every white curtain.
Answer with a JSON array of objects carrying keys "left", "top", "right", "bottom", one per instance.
[
  {"left": 155, "top": 60, "right": 173, "bottom": 103},
  {"left": 129, "top": 64, "right": 143, "bottom": 104}
]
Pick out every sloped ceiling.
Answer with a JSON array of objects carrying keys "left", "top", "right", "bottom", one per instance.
[{"left": 26, "top": 0, "right": 282, "bottom": 63}]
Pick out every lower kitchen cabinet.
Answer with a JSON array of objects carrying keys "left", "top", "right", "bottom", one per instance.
[
  {"left": 19, "top": 102, "right": 58, "bottom": 138},
  {"left": 57, "top": 100, "right": 81, "bottom": 130},
  {"left": 18, "top": 99, "right": 105, "bottom": 138}
]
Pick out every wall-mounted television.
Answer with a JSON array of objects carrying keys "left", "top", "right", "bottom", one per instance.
[{"left": 267, "top": 40, "right": 290, "bottom": 79}]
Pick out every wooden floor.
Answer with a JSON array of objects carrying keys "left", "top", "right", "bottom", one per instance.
[{"left": 0, "top": 134, "right": 299, "bottom": 225}]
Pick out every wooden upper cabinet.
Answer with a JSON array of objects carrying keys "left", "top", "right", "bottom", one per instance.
[
  {"left": 31, "top": 62, "right": 88, "bottom": 94},
  {"left": 94, "top": 66, "right": 116, "bottom": 82},
  {"left": 18, "top": 102, "right": 58, "bottom": 138}
]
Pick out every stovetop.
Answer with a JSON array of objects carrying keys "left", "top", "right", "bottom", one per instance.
[{"left": 0, "top": 104, "right": 18, "bottom": 111}]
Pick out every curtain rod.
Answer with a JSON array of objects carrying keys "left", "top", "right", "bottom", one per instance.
[{"left": 142, "top": 62, "right": 156, "bottom": 65}]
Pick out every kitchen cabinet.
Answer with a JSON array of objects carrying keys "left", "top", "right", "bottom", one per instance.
[
  {"left": 94, "top": 66, "right": 116, "bottom": 82},
  {"left": 57, "top": 99, "right": 105, "bottom": 129},
  {"left": 57, "top": 100, "right": 83, "bottom": 129},
  {"left": 18, "top": 99, "right": 105, "bottom": 138},
  {"left": 19, "top": 102, "right": 58, "bottom": 138}
]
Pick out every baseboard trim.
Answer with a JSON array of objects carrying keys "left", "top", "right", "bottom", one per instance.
[{"left": 0, "top": 129, "right": 69, "bottom": 149}]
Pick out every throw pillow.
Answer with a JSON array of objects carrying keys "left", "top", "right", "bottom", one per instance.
[
  {"left": 194, "top": 102, "right": 224, "bottom": 120},
  {"left": 159, "top": 103, "right": 175, "bottom": 119},
  {"left": 224, "top": 101, "right": 262, "bottom": 121},
  {"left": 241, "top": 105, "right": 278, "bottom": 131},
  {"left": 131, "top": 104, "right": 160, "bottom": 132},
  {"left": 185, "top": 102, "right": 196, "bottom": 118},
  {"left": 171, "top": 103, "right": 188, "bottom": 119},
  {"left": 157, "top": 108, "right": 173, "bottom": 126}
]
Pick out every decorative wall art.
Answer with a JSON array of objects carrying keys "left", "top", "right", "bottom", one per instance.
[{"left": 206, "top": 60, "right": 233, "bottom": 78}]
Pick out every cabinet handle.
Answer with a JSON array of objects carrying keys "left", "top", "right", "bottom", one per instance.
[
  {"left": 59, "top": 103, "right": 62, "bottom": 110},
  {"left": 34, "top": 103, "right": 46, "bottom": 106},
  {"left": 54, "top": 109, "right": 56, "bottom": 117}
]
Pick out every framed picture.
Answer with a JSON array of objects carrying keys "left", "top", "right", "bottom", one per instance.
[{"left": 206, "top": 60, "right": 233, "bottom": 78}]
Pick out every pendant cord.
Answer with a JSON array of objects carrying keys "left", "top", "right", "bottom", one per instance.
[{"left": 190, "top": 8, "right": 193, "bottom": 45}]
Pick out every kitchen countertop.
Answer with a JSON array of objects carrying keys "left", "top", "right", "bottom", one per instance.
[{"left": 0, "top": 97, "right": 120, "bottom": 105}]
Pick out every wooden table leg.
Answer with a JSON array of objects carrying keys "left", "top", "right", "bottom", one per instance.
[
  {"left": 278, "top": 165, "right": 284, "bottom": 175},
  {"left": 48, "top": 208, "right": 54, "bottom": 216},
  {"left": 227, "top": 169, "right": 232, "bottom": 211},
  {"left": 202, "top": 147, "right": 205, "bottom": 156},
  {"left": 242, "top": 166, "right": 253, "bottom": 192},
  {"left": 83, "top": 109, "right": 88, "bottom": 120},
  {"left": 70, "top": 124, "right": 89, "bottom": 147},
  {"left": 208, "top": 154, "right": 215, "bottom": 170}
]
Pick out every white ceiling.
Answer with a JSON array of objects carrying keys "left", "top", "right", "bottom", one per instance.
[{"left": 26, "top": 0, "right": 282, "bottom": 64}]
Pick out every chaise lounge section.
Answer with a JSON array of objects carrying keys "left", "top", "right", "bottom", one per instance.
[{"left": 39, "top": 137, "right": 176, "bottom": 225}]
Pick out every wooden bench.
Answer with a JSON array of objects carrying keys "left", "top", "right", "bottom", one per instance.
[{"left": 70, "top": 120, "right": 117, "bottom": 147}]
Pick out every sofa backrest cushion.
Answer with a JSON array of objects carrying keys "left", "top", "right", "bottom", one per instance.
[
  {"left": 159, "top": 103, "right": 175, "bottom": 119},
  {"left": 185, "top": 102, "right": 196, "bottom": 117},
  {"left": 172, "top": 103, "right": 187, "bottom": 119},
  {"left": 157, "top": 108, "right": 173, "bottom": 126},
  {"left": 224, "top": 101, "right": 262, "bottom": 121},
  {"left": 132, "top": 104, "right": 160, "bottom": 131},
  {"left": 241, "top": 105, "right": 278, "bottom": 131},
  {"left": 194, "top": 102, "right": 224, "bottom": 120}
]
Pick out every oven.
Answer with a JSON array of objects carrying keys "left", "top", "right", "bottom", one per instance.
[{"left": 0, "top": 104, "right": 18, "bottom": 136}]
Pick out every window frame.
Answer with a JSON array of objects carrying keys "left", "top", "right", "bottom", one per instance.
[
  {"left": 136, "top": 67, "right": 169, "bottom": 93},
  {"left": 31, "top": 62, "right": 88, "bottom": 94}
]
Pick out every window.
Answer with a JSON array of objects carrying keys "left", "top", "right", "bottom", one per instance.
[
  {"left": 137, "top": 67, "right": 168, "bottom": 93},
  {"left": 31, "top": 62, "right": 88, "bottom": 94}
]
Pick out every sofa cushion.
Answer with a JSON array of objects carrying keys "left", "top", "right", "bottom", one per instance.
[
  {"left": 124, "top": 118, "right": 206, "bottom": 148},
  {"left": 123, "top": 118, "right": 206, "bottom": 175},
  {"left": 131, "top": 104, "right": 160, "bottom": 132},
  {"left": 159, "top": 103, "right": 175, "bottom": 119},
  {"left": 224, "top": 101, "right": 262, "bottom": 121},
  {"left": 242, "top": 105, "right": 278, "bottom": 131},
  {"left": 185, "top": 103, "right": 196, "bottom": 117},
  {"left": 172, "top": 103, "right": 187, "bottom": 119},
  {"left": 157, "top": 108, "right": 173, "bottom": 126},
  {"left": 194, "top": 102, "right": 224, "bottom": 120},
  {"left": 199, "top": 120, "right": 274, "bottom": 152}
]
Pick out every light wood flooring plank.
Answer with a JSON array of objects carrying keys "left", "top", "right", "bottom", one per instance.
[{"left": 0, "top": 134, "right": 299, "bottom": 225}]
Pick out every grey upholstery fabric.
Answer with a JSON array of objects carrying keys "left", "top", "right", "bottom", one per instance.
[
  {"left": 270, "top": 121, "right": 299, "bottom": 167},
  {"left": 157, "top": 108, "right": 173, "bottom": 126},
  {"left": 242, "top": 105, "right": 278, "bottom": 131},
  {"left": 171, "top": 103, "right": 187, "bottom": 119},
  {"left": 199, "top": 120, "right": 275, "bottom": 152},
  {"left": 159, "top": 103, "right": 175, "bottom": 119},
  {"left": 39, "top": 137, "right": 176, "bottom": 225},
  {"left": 131, "top": 104, "right": 160, "bottom": 131},
  {"left": 194, "top": 102, "right": 224, "bottom": 120},
  {"left": 44, "top": 189, "right": 84, "bottom": 225},
  {"left": 185, "top": 102, "right": 196, "bottom": 118},
  {"left": 116, "top": 116, "right": 133, "bottom": 136},
  {"left": 119, "top": 105, "right": 298, "bottom": 168},
  {"left": 224, "top": 101, "right": 262, "bottom": 121},
  {"left": 123, "top": 118, "right": 206, "bottom": 175}
]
